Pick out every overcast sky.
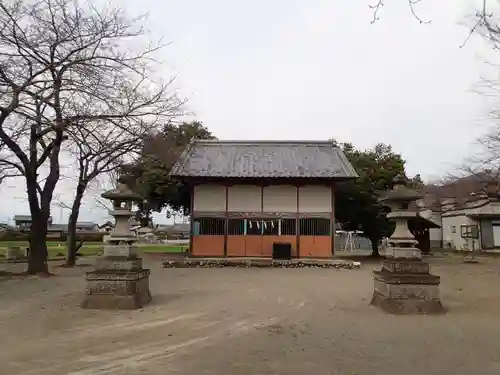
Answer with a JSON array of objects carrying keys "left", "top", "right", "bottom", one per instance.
[{"left": 0, "top": 0, "right": 495, "bottom": 225}]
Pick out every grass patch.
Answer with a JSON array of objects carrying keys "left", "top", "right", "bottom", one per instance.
[
  {"left": 47, "top": 246, "right": 102, "bottom": 258},
  {"left": 0, "top": 241, "right": 103, "bottom": 249},
  {"left": 139, "top": 245, "right": 188, "bottom": 253},
  {"left": 0, "top": 241, "right": 187, "bottom": 259}
]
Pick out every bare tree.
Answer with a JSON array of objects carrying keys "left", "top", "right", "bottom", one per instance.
[
  {"left": 62, "top": 116, "right": 181, "bottom": 267},
  {"left": 0, "top": 0, "right": 181, "bottom": 274},
  {"left": 457, "top": 129, "right": 500, "bottom": 197},
  {"left": 424, "top": 128, "right": 500, "bottom": 210}
]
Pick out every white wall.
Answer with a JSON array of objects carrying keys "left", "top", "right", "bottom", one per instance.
[
  {"left": 262, "top": 185, "right": 296, "bottom": 212},
  {"left": 441, "top": 214, "right": 478, "bottom": 250},
  {"left": 299, "top": 186, "right": 332, "bottom": 212},
  {"left": 193, "top": 184, "right": 333, "bottom": 213},
  {"left": 228, "top": 185, "right": 261, "bottom": 212},
  {"left": 193, "top": 184, "right": 226, "bottom": 211}
]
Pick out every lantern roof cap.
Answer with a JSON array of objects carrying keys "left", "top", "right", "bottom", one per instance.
[
  {"left": 379, "top": 174, "right": 422, "bottom": 203},
  {"left": 101, "top": 174, "right": 142, "bottom": 201}
]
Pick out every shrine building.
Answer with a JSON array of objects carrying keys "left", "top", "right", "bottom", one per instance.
[{"left": 169, "top": 140, "right": 358, "bottom": 258}]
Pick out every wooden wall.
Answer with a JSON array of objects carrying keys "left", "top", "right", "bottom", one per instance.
[{"left": 192, "top": 183, "right": 335, "bottom": 258}]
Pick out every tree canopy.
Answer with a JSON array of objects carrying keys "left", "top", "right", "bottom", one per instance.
[
  {"left": 124, "top": 121, "right": 216, "bottom": 226},
  {"left": 333, "top": 142, "right": 407, "bottom": 256}
]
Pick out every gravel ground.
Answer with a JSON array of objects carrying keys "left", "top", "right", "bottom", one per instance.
[{"left": 1, "top": 255, "right": 500, "bottom": 375}]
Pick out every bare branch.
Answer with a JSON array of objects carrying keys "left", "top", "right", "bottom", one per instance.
[
  {"left": 408, "top": 0, "right": 431, "bottom": 24},
  {"left": 369, "top": 0, "right": 384, "bottom": 24},
  {"left": 369, "top": 0, "right": 431, "bottom": 24}
]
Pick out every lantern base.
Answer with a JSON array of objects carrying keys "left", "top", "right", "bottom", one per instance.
[
  {"left": 370, "top": 257, "right": 445, "bottom": 315},
  {"left": 81, "top": 268, "right": 151, "bottom": 310},
  {"left": 371, "top": 288, "right": 445, "bottom": 315}
]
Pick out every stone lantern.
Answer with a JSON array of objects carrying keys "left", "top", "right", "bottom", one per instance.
[
  {"left": 370, "top": 175, "right": 444, "bottom": 314},
  {"left": 81, "top": 175, "right": 152, "bottom": 310}
]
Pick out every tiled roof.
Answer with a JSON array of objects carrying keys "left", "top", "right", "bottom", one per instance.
[
  {"left": 466, "top": 201, "right": 500, "bottom": 217},
  {"left": 170, "top": 140, "right": 358, "bottom": 179}
]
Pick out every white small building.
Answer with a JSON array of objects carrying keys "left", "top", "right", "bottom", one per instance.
[
  {"left": 417, "top": 171, "right": 500, "bottom": 252},
  {"left": 439, "top": 197, "right": 500, "bottom": 251},
  {"left": 419, "top": 194, "right": 500, "bottom": 252}
]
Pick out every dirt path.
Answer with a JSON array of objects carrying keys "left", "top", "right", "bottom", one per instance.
[{"left": 1, "top": 256, "right": 500, "bottom": 374}]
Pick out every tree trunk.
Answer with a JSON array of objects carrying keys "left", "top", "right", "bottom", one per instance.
[
  {"left": 25, "top": 169, "right": 50, "bottom": 275},
  {"left": 27, "top": 213, "right": 49, "bottom": 274},
  {"left": 370, "top": 237, "right": 381, "bottom": 257},
  {"left": 66, "top": 218, "right": 78, "bottom": 267},
  {"left": 23, "top": 114, "right": 64, "bottom": 274},
  {"left": 66, "top": 184, "right": 85, "bottom": 267}
]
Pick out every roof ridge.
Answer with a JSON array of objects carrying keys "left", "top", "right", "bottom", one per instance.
[{"left": 194, "top": 139, "right": 337, "bottom": 146}]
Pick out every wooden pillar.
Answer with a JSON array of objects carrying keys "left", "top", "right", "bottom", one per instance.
[
  {"left": 296, "top": 185, "right": 300, "bottom": 258},
  {"left": 260, "top": 185, "right": 264, "bottom": 212},
  {"left": 261, "top": 185, "right": 264, "bottom": 257},
  {"left": 224, "top": 185, "right": 229, "bottom": 257},
  {"left": 189, "top": 184, "right": 195, "bottom": 256},
  {"left": 331, "top": 184, "right": 335, "bottom": 257}
]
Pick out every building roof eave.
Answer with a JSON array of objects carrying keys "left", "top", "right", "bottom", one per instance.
[
  {"left": 170, "top": 176, "right": 357, "bottom": 185},
  {"left": 169, "top": 139, "right": 359, "bottom": 180}
]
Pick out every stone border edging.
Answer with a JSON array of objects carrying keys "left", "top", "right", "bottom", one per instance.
[{"left": 162, "top": 258, "right": 361, "bottom": 269}]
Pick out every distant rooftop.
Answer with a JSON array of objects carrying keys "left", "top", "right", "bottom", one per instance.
[
  {"left": 170, "top": 140, "right": 358, "bottom": 180},
  {"left": 47, "top": 222, "right": 97, "bottom": 231},
  {"left": 74, "top": 222, "right": 98, "bottom": 228},
  {"left": 99, "top": 221, "right": 114, "bottom": 228},
  {"left": 14, "top": 215, "right": 53, "bottom": 222},
  {"left": 47, "top": 224, "right": 67, "bottom": 231}
]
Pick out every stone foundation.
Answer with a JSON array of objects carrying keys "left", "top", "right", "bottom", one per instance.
[
  {"left": 81, "top": 268, "right": 151, "bottom": 310},
  {"left": 371, "top": 258, "right": 445, "bottom": 315}
]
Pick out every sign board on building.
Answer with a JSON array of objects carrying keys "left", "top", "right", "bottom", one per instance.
[{"left": 461, "top": 225, "right": 479, "bottom": 239}]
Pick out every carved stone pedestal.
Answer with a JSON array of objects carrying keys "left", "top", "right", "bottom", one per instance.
[
  {"left": 371, "top": 257, "right": 445, "bottom": 315},
  {"left": 81, "top": 245, "right": 151, "bottom": 310}
]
